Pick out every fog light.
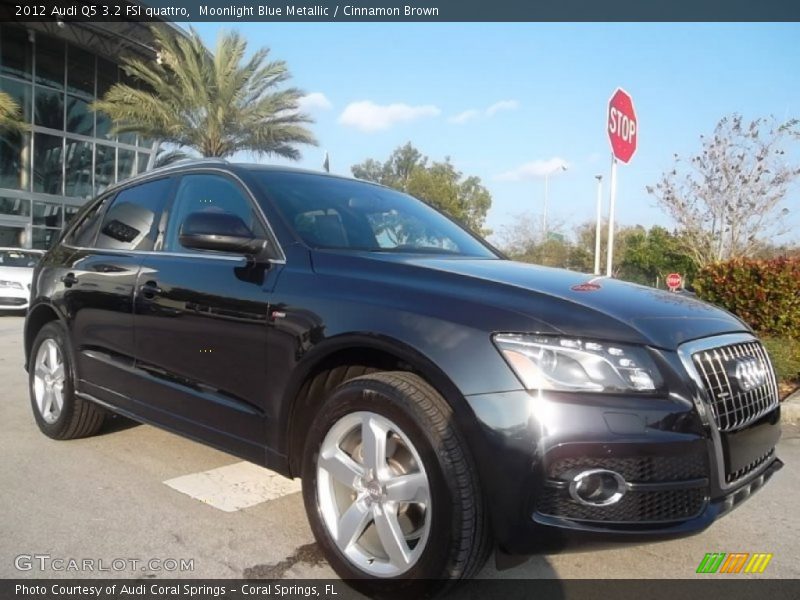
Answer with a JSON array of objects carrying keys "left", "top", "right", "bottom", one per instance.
[{"left": 569, "top": 469, "right": 627, "bottom": 506}]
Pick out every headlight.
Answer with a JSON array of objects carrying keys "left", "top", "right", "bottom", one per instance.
[
  {"left": 0, "top": 280, "right": 24, "bottom": 290},
  {"left": 493, "top": 334, "right": 662, "bottom": 393}
]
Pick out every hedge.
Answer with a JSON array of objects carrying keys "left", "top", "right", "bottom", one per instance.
[{"left": 693, "top": 257, "right": 800, "bottom": 339}]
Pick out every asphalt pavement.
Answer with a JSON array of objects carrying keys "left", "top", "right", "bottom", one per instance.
[{"left": 1, "top": 314, "right": 798, "bottom": 581}]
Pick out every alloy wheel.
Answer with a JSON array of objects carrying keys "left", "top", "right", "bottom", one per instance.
[{"left": 316, "top": 411, "right": 431, "bottom": 577}]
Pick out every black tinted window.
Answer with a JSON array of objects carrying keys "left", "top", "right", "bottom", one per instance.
[
  {"left": 96, "top": 178, "right": 172, "bottom": 251},
  {"left": 66, "top": 195, "right": 108, "bottom": 247},
  {"left": 164, "top": 174, "right": 266, "bottom": 253}
]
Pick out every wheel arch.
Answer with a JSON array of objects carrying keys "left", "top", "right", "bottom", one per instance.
[
  {"left": 24, "top": 302, "right": 65, "bottom": 371},
  {"left": 282, "top": 334, "right": 482, "bottom": 477}
]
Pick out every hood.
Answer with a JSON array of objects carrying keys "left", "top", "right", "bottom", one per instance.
[
  {"left": 311, "top": 252, "right": 748, "bottom": 349},
  {"left": 0, "top": 265, "right": 34, "bottom": 287}
]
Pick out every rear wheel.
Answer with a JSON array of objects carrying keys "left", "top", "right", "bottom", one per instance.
[
  {"left": 302, "top": 372, "right": 490, "bottom": 596},
  {"left": 29, "top": 321, "right": 105, "bottom": 439}
]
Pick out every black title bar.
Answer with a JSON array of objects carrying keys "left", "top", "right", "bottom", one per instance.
[{"left": 1, "top": 0, "right": 800, "bottom": 22}]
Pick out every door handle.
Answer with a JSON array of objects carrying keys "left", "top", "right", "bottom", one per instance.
[
  {"left": 140, "top": 280, "right": 163, "bottom": 298},
  {"left": 61, "top": 273, "right": 78, "bottom": 288}
]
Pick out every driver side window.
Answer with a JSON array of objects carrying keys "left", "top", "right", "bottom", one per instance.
[{"left": 163, "top": 173, "right": 266, "bottom": 253}]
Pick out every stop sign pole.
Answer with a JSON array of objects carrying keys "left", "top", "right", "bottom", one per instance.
[{"left": 605, "top": 88, "right": 637, "bottom": 277}]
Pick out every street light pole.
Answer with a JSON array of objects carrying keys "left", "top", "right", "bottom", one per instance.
[{"left": 593, "top": 174, "right": 603, "bottom": 275}]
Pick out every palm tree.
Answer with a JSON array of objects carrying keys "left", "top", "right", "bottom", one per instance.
[
  {"left": 93, "top": 27, "right": 316, "bottom": 159},
  {"left": 0, "top": 91, "right": 24, "bottom": 131}
]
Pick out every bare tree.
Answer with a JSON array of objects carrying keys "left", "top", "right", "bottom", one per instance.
[{"left": 646, "top": 115, "right": 799, "bottom": 266}]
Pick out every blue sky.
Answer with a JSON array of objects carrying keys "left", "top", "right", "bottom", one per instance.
[{"left": 189, "top": 22, "right": 800, "bottom": 244}]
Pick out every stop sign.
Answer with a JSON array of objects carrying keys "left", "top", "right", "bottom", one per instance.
[
  {"left": 666, "top": 273, "right": 682, "bottom": 290},
  {"left": 607, "top": 88, "right": 637, "bottom": 163}
]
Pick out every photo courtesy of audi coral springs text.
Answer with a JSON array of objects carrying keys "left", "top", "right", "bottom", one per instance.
[{"left": 25, "top": 162, "right": 782, "bottom": 596}]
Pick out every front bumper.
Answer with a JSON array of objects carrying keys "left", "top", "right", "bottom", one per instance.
[{"left": 461, "top": 340, "right": 782, "bottom": 554}]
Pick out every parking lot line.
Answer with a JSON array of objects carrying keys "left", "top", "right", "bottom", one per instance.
[{"left": 164, "top": 461, "right": 302, "bottom": 512}]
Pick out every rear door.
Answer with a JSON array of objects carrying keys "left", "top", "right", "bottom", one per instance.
[
  {"left": 131, "top": 172, "right": 282, "bottom": 461},
  {"left": 61, "top": 177, "right": 174, "bottom": 405}
]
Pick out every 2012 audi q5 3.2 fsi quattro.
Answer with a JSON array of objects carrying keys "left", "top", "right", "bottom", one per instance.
[{"left": 25, "top": 160, "right": 782, "bottom": 595}]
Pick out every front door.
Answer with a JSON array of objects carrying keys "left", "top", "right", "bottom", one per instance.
[{"left": 132, "top": 172, "right": 281, "bottom": 461}]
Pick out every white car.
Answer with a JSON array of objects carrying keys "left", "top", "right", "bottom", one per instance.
[{"left": 0, "top": 248, "right": 44, "bottom": 312}]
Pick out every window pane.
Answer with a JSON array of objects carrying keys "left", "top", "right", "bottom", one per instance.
[
  {"left": 137, "top": 152, "right": 150, "bottom": 174},
  {"left": 0, "top": 225, "right": 26, "bottom": 247},
  {"left": 31, "top": 227, "right": 58, "bottom": 250},
  {"left": 0, "top": 130, "right": 31, "bottom": 190},
  {"left": 33, "top": 201, "right": 62, "bottom": 227},
  {"left": 0, "top": 25, "right": 33, "bottom": 80},
  {"left": 34, "top": 85, "right": 64, "bottom": 130},
  {"left": 95, "top": 144, "right": 115, "bottom": 193},
  {"left": 64, "top": 205, "right": 81, "bottom": 227},
  {"left": 118, "top": 131, "right": 136, "bottom": 145},
  {"left": 137, "top": 135, "right": 155, "bottom": 149},
  {"left": 67, "top": 45, "right": 94, "bottom": 96},
  {"left": 65, "top": 95, "right": 93, "bottom": 136},
  {"left": 96, "top": 57, "right": 117, "bottom": 98},
  {"left": 0, "top": 76, "right": 31, "bottom": 121},
  {"left": 33, "top": 132, "right": 63, "bottom": 194},
  {"left": 165, "top": 174, "right": 265, "bottom": 253},
  {"left": 0, "top": 196, "right": 30, "bottom": 217},
  {"left": 64, "top": 138, "right": 93, "bottom": 198},
  {"left": 35, "top": 35, "right": 65, "bottom": 89},
  {"left": 96, "top": 178, "right": 172, "bottom": 251},
  {"left": 95, "top": 110, "right": 114, "bottom": 141},
  {"left": 118, "top": 148, "right": 136, "bottom": 182}
]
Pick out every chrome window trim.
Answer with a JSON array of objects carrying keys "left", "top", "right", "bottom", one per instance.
[
  {"left": 677, "top": 333, "right": 779, "bottom": 490},
  {"left": 60, "top": 165, "right": 287, "bottom": 265}
]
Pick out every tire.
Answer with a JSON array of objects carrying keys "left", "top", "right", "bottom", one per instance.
[
  {"left": 29, "top": 321, "right": 105, "bottom": 439},
  {"left": 301, "top": 371, "right": 491, "bottom": 597}
]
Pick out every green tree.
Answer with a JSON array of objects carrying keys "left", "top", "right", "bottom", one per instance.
[
  {"left": 0, "top": 91, "right": 23, "bottom": 131},
  {"left": 93, "top": 26, "right": 316, "bottom": 159},
  {"left": 352, "top": 143, "right": 492, "bottom": 234}
]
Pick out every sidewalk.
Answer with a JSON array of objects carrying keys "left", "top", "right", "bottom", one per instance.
[{"left": 782, "top": 388, "right": 800, "bottom": 424}]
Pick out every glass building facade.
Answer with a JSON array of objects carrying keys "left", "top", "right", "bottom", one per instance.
[{"left": 0, "top": 24, "right": 158, "bottom": 249}]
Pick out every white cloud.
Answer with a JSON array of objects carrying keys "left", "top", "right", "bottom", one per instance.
[
  {"left": 338, "top": 101, "right": 441, "bottom": 132},
  {"left": 485, "top": 99, "right": 519, "bottom": 116},
  {"left": 448, "top": 99, "right": 520, "bottom": 125},
  {"left": 297, "top": 92, "right": 332, "bottom": 112},
  {"left": 496, "top": 157, "right": 570, "bottom": 182},
  {"left": 448, "top": 109, "right": 481, "bottom": 124}
]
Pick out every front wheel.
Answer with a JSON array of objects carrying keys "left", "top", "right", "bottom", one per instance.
[{"left": 301, "top": 372, "right": 490, "bottom": 596}]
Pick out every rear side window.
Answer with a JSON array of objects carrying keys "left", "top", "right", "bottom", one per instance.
[{"left": 95, "top": 178, "right": 172, "bottom": 251}]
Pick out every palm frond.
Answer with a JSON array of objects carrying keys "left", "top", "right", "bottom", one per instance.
[
  {"left": 92, "top": 26, "right": 316, "bottom": 159},
  {"left": 0, "top": 91, "right": 25, "bottom": 132}
]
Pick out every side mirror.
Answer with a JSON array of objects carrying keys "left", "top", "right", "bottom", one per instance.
[{"left": 178, "top": 212, "right": 267, "bottom": 256}]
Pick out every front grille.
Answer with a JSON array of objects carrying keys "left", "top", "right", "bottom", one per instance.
[
  {"left": 726, "top": 448, "right": 775, "bottom": 484},
  {"left": 691, "top": 340, "right": 779, "bottom": 432},
  {"left": 538, "top": 487, "right": 706, "bottom": 523},
  {"left": 0, "top": 297, "right": 26, "bottom": 306},
  {"left": 548, "top": 454, "right": 707, "bottom": 483}
]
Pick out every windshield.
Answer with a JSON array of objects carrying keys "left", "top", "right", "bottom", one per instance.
[
  {"left": 251, "top": 171, "right": 498, "bottom": 258},
  {"left": 0, "top": 250, "right": 41, "bottom": 268}
]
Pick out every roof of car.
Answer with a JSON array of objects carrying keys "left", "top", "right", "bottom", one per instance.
[{"left": 104, "top": 158, "right": 388, "bottom": 194}]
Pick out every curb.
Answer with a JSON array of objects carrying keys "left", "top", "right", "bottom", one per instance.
[{"left": 782, "top": 389, "right": 800, "bottom": 424}]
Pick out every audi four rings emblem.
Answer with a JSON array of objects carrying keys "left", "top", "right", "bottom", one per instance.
[{"left": 733, "top": 356, "right": 767, "bottom": 391}]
